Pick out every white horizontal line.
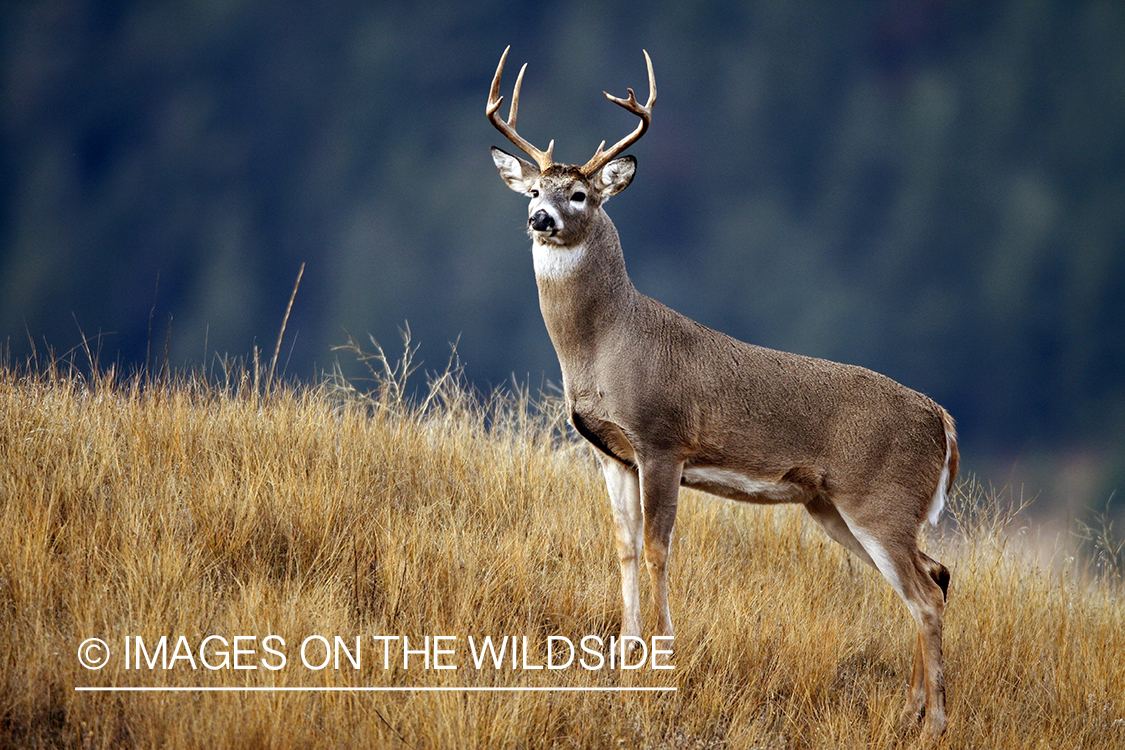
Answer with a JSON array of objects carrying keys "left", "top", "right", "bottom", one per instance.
[{"left": 75, "top": 686, "right": 675, "bottom": 693}]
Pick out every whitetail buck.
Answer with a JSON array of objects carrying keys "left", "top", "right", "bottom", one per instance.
[{"left": 487, "top": 46, "right": 958, "bottom": 737}]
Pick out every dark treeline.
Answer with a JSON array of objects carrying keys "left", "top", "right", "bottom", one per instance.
[{"left": 2, "top": 1, "right": 1123, "bottom": 509}]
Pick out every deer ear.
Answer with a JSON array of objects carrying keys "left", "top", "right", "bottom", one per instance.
[
  {"left": 595, "top": 155, "right": 636, "bottom": 199},
  {"left": 492, "top": 147, "right": 540, "bottom": 195}
]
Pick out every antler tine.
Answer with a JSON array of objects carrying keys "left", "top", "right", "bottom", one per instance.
[
  {"left": 580, "top": 50, "right": 657, "bottom": 177},
  {"left": 486, "top": 46, "right": 554, "bottom": 171},
  {"left": 509, "top": 61, "right": 525, "bottom": 127}
]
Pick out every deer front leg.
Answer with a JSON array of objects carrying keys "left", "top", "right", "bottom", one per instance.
[
  {"left": 600, "top": 457, "right": 643, "bottom": 640},
  {"left": 638, "top": 456, "right": 683, "bottom": 639}
]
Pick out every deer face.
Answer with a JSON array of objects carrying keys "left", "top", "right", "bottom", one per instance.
[{"left": 492, "top": 148, "right": 636, "bottom": 247}]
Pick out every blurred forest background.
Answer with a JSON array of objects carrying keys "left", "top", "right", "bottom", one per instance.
[{"left": 2, "top": 0, "right": 1122, "bottom": 522}]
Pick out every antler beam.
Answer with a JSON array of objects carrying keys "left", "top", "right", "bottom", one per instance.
[
  {"left": 579, "top": 50, "right": 657, "bottom": 177},
  {"left": 486, "top": 46, "right": 555, "bottom": 172}
]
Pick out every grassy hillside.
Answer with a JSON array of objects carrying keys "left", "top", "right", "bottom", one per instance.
[{"left": 1, "top": 351, "right": 1123, "bottom": 748}]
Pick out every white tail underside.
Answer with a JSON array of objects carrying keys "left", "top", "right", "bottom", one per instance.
[{"left": 927, "top": 419, "right": 956, "bottom": 526}]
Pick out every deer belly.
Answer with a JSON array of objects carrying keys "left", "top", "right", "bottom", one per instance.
[{"left": 680, "top": 466, "right": 811, "bottom": 505}]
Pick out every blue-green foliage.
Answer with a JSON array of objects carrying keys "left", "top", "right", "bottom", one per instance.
[{"left": 1, "top": 0, "right": 1122, "bottom": 481}]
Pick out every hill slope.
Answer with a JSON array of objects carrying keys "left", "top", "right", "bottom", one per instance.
[{"left": 1, "top": 359, "right": 1122, "bottom": 748}]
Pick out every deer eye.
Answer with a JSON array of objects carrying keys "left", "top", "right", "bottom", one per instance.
[
  {"left": 571, "top": 191, "right": 586, "bottom": 203},
  {"left": 530, "top": 189, "right": 539, "bottom": 198}
]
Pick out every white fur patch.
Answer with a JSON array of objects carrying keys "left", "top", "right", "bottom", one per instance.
[
  {"left": 928, "top": 418, "right": 956, "bottom": 526},
  {"left": 533, "top": 240, "right": 586, "bottom": 279},
  {"left": 680, "top": 466, "right": 806, "bottom": 504},
  {"left": 836, "top": 510, "right": 906, "bottom": 601}
]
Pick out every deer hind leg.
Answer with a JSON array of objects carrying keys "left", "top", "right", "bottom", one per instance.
[
  {"left": 908, "top": 551, "right": 950, "bottom": 735},
  {"left": 835, "top": 508, "right": 949, "bottom": 738},
  {"left": 899, "top": 553, "right": 948, "bottom": 737},
  {"left": 600, "top": 456, "right": 644, "bottom": 640},
  {"left": 904, "top": 630, "right": 927, "bottom": 728},
  {"left": 637, "top": 455, "right": 684, "bottom": 639},
  {"left": 805, "top": 494, "right": 877, "bottom": 569}
]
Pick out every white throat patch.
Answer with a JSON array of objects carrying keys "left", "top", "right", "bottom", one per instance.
[{"left": 533, "top": 240, "right": 586, "bottom": 279}]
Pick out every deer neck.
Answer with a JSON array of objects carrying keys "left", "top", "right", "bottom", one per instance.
[{"left": 533, "top": 214, "right": 637, "bottom": 378}]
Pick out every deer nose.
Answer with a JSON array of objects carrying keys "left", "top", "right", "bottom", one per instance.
[{"left": 529, "top": 210, "right": 555, "bottom": 232}]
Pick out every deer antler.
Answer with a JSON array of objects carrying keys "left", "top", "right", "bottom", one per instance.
[
  {"left": 486, "top": 46, "right": 555, "bottom": 172},
  {"left": 579, "top": 50, "right": 656, "bottom": 177}
]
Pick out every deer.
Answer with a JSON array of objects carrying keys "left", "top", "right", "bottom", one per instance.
[{"left": 487, "top": 46, "right": 958, "bottom": 738}]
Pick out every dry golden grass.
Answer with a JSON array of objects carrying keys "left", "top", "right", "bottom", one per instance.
[{"left": 1, "top": 347, "right": 1123, "bottom": 748}]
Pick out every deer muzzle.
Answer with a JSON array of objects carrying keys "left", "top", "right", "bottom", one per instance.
[{"left": 529, "top": 209, "right": 556, "bottom": 233}]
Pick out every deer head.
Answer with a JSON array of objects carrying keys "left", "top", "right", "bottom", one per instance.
[{"left": 487, "top": 46, "right": 656, "bottom": 247}]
